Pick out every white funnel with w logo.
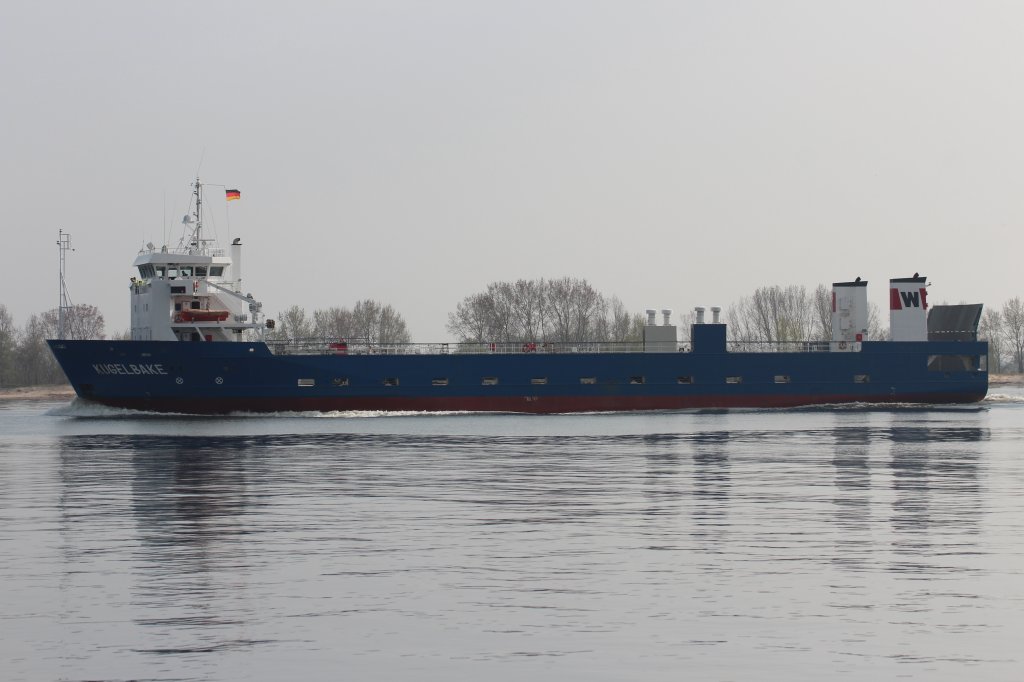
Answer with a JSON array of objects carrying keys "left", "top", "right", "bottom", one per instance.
[{"left": 889, "top": 275, "right": 928, "bottom": 341}]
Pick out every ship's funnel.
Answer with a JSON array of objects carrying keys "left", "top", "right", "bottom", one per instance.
[
  {"left": 831, "top": 278, "right": 868, "bottom": 345},
  {"left": 889, "top": 274, "right": 928, "bottom": 341}
]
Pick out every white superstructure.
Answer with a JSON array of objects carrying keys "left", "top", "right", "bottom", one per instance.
[{"left": 129, "top": 179, "right": 264, "bottom": 342}]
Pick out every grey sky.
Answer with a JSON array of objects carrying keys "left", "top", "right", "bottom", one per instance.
[{"left": 3, "top": 1, "right": 1022, "bottom": 341}]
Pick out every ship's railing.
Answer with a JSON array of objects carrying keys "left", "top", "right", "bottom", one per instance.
[
  {"left": 265, "top": 338, "right": 836, "bottom": 356},
  {"left": 266, "top": 338, "right": 649, "bottom": 356},
  {"left": 725, "top": 340, "right": 832, "bottom": 353}
]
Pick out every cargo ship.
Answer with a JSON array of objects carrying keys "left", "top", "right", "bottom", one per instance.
[{"left": 48, "top": 180, "right": 988, "bottom": 414}]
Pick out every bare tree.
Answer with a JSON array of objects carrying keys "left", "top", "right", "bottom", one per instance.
[
  {"left": 605, "top": 296, "right": 645, "bottom": 343},
  {"left": 729, "top": 285, "right": 816, "bottom": 343},
  {"left": 1002, "top": 297, "right": 1024, "bottom": 372},
  {"left": 61, "top": 304, "right": 106, "bottom": 340},
  {"left": 812, "top": 284, "right": 832, "bottom": 341},
  {"left": 979, "top": 308, "right": 1005, "bottom": 373},
  {"left": 545, "top": 277, "right": 606, "bottom": 342},
  {"left": 0, "top": 304, "right": 15, "bottom": 387},
  {"left": 312, "top": 306, "right": 354, "bottom": 339},
  {"left": 447, "top": 292, "right": 496, "bottom": 343},
  {"left": 351, "top": 299, "right": 411, "bottom": 344},
  {"left": 273, "top": 305, "right": 313, "bottom": 340},
  {"left": 509, "top": 279, "right": 548, "bottom": 339},
  {"left": 15, "top": 314, "right": 64, "bottom": 385},
  {"left": 447, "top": 277, "right": 643, "bottom": 343}
]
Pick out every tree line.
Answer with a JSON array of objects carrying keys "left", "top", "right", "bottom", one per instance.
[
  {"left": 445, "top": 277, "right": 646, "bottom": 344},
  {"left": 265, "top": 299, "right": 412, "bottom": 345},
  {"left": 0, "top": 303, "right": 106, "bottom": 388}
]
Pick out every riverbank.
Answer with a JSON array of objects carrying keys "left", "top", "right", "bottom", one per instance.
[{"left": 0, "top": 385, "right": 75, "bottom": 402}]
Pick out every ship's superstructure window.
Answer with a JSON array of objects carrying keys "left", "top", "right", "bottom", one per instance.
[
  {"left": 332, "top": 377, "right": 349, "bottom": 387},
  {"left": 629, "top": 376, "right": 645, "bottom": 385},
  {"left": 531, "top": 377, "right": 548, "bottom": 385},
  {"left": 297, "top": 378, "right": 315, "bottom": 387},
  {"left": 854, "top": 374, "right": 870, "bottom": 383},
  {"left": 725, "top": 376, "right": 743, "bottom": 384},
  {"left": 210, "top": 266, "right": 224, "bottom": 276},
  {"left": 482, "top": 377, "right": 499, "bottom": 385},
  {"left": 168, "top": 266, "right": 179, "bottom": 278},
  {"left": 179, "top": 266, "right": 193, "bottom": 277},
  {"left": 580, "top": 377, "right": 597, "bottom": 384},
  {"left": 432, "top": 378, "right": 449, "bottom": 386},
  {"left": 774, "top": 375, "right": 791, "bottom": 384},
  {"left": 384, "top": 377, "right": 399, "bottom": 386},
  {"left": 195, "top": 266, "right": 208, "bottom": 277},
  {"left": 677, "top": 376, "right": 693, "bottom": 384},
  {"left": 156, "top": 266, "right": 167, "bottom": 278}
]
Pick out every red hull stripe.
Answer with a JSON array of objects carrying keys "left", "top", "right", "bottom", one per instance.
[{"left": 90, "top": 390, "right": 987, "bottom": 415}]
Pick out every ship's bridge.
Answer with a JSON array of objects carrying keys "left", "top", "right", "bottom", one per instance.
[{"left": 133, "top": 247, "right": 231, "bottom": 281}]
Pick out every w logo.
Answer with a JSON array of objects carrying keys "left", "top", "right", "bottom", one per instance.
[{"left": 890, "top": 288, "right": 928, "bottom": 310}]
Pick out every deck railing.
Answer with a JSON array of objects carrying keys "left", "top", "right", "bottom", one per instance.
[{"left": 264, "top": 338, "right": 837, "bottom": 356}]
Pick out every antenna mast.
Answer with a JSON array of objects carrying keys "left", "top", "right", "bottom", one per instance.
[
  {"left": 192, "top": 176, "right": 203, "bottom": 253},
  {"left": 57, "top": 230, "right": 74, "bottom": 340}
]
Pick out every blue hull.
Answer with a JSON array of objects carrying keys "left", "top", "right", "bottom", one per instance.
[{"left": 47, "top": 336, "right": 988, "bottom": 414}]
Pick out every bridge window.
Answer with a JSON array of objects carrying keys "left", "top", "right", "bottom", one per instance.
[
  {"left": 195, "top": 266, "right": 208, "bottom": 277},
  {"left": 210, "top": 266, "right": 224, "bottom": 276}
]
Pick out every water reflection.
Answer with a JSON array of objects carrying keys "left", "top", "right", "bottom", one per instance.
[
  {"left": 886, "top": 420, "right": 986, "bottom": 571},
  {"left": 830, "top": 424, "right": 873, "bottom": 571},
  {"left": 690, "top": 430, "right": 731, "bottom": 542},
  {"left": 59, "top": 435, "right": 281, "bottom": 654}
]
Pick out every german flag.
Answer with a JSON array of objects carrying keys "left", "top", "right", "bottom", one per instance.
[{"left": 226, "top": 189, "right": 241, "bottom": 201}]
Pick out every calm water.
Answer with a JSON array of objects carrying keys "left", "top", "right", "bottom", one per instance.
[{"left": 3, "top": 391, "right": 1024, "bottom": 681}]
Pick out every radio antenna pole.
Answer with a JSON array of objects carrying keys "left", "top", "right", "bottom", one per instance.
[{"left": 57, "top": 230, "right": 74, "bottom": 340}]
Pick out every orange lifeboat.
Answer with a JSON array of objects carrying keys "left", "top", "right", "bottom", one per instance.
[{"left": 177, "top": 309, "right": 230, "bottom": 323}]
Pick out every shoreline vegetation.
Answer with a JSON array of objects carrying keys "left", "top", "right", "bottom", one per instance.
[{"left": 3, "top": 375, "right": 1022, "bottom": 403}]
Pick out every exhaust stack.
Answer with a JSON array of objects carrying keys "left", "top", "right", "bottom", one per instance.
[
  {"left": 831, "top": 278, "right": 868, "bottom": 349},
  {"left": 889, "top": 274, "right": 928, "bottom": 341}
]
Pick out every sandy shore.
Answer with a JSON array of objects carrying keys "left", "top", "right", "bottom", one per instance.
[{"left": 0, "top": 385, "right": 76, "bottom": 402}]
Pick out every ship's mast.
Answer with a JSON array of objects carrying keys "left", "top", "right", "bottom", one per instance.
[
  {"left": 57, "top": 230, "right": 73, "bottom": 340},
  {"left": 192, "top": 177, "right": 203, "bottom": 253}
]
